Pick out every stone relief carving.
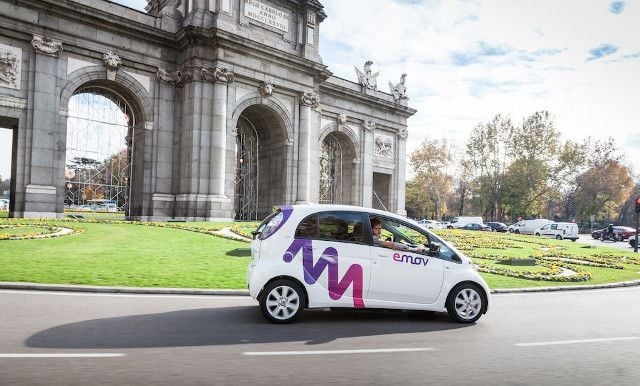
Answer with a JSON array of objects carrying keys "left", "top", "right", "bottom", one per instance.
[
  {"left": 374, "top": 133, "right": 393, "bottom": 159},
  {"left": 363, "top": 120, "right": 376, "bottom": 132},
  {"left": 103, "top": 51, "right": 122, "bottom": 71},
  {"left": 337, "top": 113, "right": 347, "bottom": 125},
  {"left": 158, "top": 0, "right": 183, "bottom": 19},
  {"left": 0, "top": 49, "right": 19, "bottom": 89},
  {"left": 389, "top": 73, "right": 408, "bottom": 101},
  {"left": 156, "top": 66, "right": 235, "bottom": 86},
  {"left": 213, "top": 67, "right": 235, "bottom": 83},
  {"left": 259, "top": 81, "right": 273, "bottom": 97},
  {"left": 354, "top": 60, "right": 379, "bottom": 91},
  {"left": 157, "top": 67, "right": 182, "bottom": 86},
  {"left": 300, "top": 91, "right": 320, "bottom": 109},
  {"left": 103, "top": 51, "right": 122, "bottom": 81},
  {"left": 31, "top": 34, "right": 63, "bottom": 57},
  {"left": 397, "top": 128, "right": 408, "bottom": 140}
]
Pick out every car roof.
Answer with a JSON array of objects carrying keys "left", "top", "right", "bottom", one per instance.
[{"left": 282, "top": 204, "right": 412, "bottom": 222}]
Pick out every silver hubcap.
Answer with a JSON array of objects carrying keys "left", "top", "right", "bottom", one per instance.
[
  {"left": 454, "top": 288, "right": 482, "bottom": 320},
  {"left": 265, "top": 285, "right": 300, "bottom": 320}
]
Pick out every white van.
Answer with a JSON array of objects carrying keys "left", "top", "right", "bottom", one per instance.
[
  {"left": 445, "top": 216, "right": 483, "bottom": 229},
  {"left": 508, "top": 219, "right": 552, "bottom": 235},
  {"left": 534, "top": 222, "right": 579, "bottom": 241}
]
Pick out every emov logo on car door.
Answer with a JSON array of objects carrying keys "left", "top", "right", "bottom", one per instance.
[
  {"left": 393, "top": 252, "right": 429, "bottom": 266},
  {"left": 283, "top": 239, "right": 365, "bottom": 307}
]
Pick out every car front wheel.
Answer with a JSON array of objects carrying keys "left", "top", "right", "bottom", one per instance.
[
  {"left": 555, "top": 235, "right": 562, "bottom": 240},
  {"left": 446, "top": 283, "right": 485, "bottom": 323},
  {"left": 259, "top": 279, "right": 306, "bottom": 324}
]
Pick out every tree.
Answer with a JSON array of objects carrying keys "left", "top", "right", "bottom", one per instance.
[
  {"left": 574, "top": 160, "right": 634, "bottom": 221},
  {"left": 463, "top": 114, "right": 513, "bottom": 220},
  {"left": 406, "top": 138, "right": 454, "bottom": 220}
]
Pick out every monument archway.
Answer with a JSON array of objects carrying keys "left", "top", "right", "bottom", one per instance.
[
  {"left": 234, "top": 103, "right": 289, "bottom": 220},
  {"left": 64, "top": 86, "right": 134, "bottom": 217},
  {"left": 319, "top": 131, "right": 356, "bottom": 205}
]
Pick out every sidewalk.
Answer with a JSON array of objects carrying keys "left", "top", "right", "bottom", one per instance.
[{"left": 1, "top": 279, "right": 639, "bottom": 296}]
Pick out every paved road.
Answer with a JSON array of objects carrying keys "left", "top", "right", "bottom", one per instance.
[
  {"left": 576, "top": 234, "right": 637, "bottom": 251},
  {"left": 1, "top": 288, "right": 639, "bottom": 385}
]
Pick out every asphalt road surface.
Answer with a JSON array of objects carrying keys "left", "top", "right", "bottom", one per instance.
[{"left": 1, "top": 288, "right": 639, "bottom": 385}]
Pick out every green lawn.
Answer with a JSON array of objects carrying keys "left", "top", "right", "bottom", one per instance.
[{"left": 0, "top": 218, "right": 638, "bottom": 290}]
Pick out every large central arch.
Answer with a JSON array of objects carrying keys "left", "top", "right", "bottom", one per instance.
[{"left": 233, "top": 102, "right": 290, "bottom": 220}]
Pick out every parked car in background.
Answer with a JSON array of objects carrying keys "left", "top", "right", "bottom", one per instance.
[
  {"left": 417, "top": 219, "right": 444, "bottom": 230},
  {"left": 461, "top": 223, "right": 491, "bottom": 231},
  {"left": 445, "top": 216, "right": 483, "bottom": 229},
  {"left": 591, "top": 226, "right": 636, "bottom": 241},
  {"left": 486, "top": 222, "right": 508, "bottom": 232},
  {"left": 534, "top": 222, "right": 579, "bottom": 241},
  {"left": 0, "top": 199, "right": 8, "bottom": 210},
  {"left": 508, "top": 219, "right": 552, "bottom": 235}
]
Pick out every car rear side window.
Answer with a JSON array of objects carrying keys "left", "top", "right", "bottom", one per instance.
[{"left": 295, "top": 211, "right": 366, "bottom": 244}]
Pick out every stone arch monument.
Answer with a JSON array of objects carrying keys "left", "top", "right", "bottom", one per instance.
[{"left": 0, "top": 0, "right": 416, "bottom": 220}]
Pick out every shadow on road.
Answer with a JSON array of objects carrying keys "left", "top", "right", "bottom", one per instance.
[{"left": 26, "top": 306, "right": 468, "bottom": 349}]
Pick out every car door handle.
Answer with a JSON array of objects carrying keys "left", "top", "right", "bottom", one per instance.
[{"left": 376, "top": 252, "right": 387, "bottom": 257}]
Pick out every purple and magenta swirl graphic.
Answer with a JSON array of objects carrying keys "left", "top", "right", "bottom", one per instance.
[{"left": 283, "top": 239, "right": 365, "bottom": 308}]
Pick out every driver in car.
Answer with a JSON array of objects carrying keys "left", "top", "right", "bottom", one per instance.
[{"left": 371, "top": 218, "right": 427, "bottom": 254}]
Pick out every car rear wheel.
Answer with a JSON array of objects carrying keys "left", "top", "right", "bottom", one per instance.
[
  {"left": 446, "top": 283, "right": 485, "bottom": 323},
  {"left": 259, "top": 279, "right": 306, "bottom": 324}
]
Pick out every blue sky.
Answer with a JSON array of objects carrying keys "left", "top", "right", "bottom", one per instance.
[{"left": 2, "top": 0, "right": 639, "bottom": 178}]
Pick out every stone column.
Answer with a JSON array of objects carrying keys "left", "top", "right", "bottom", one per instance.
[
  {"left": 24, "top": 34, "right": 63, "bottom": 218},
  {"left": 210, "top": 67, "right": 234, "bottom": 198},
  {"left": 206, "top": 67, "right": 234, "bottom": 220},
  {"left": 296, "top": 91, "right": 318, "bottom": 203},
  {"left": 361, "top": 120, "right": 375, "bottom": 208},
  {"left": 396, "top": 128, "right": 408, "bottom": 216}
]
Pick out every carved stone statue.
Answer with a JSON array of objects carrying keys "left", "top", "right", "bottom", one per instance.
[
  {"left": 397, "top": 128, "right": 408, "bottom": 140},
  {"left": 354, "top": 60, "right": 379, "bottom": 91},
  {"left": 337, "top": 113, "right": 347, "bottom": 125},
  {"left": 158, "top": 0, "right": 182, "bottom": 19},
  {"left": 31, "top": 34, "right": 63, "bottom": 57},
  {"left": 389, "top": 73, "right": 408, "bottom": 101},
  {"left": 259, "top": 81, "right": 273, "bottom": 97}
]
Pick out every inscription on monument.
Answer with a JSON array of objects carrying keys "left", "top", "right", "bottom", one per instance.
[{"left": 244, "top": 0, "right": 289, "bottom": 32}]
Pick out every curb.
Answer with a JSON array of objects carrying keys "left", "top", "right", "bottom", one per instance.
[
  {"left": 0, "top": 282, "right": 249, "bottom": 296},
  {"left": 1, "top": 280, "right": 639, "bottom": 296}
]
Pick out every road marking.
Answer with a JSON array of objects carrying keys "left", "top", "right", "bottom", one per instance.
[
  {"left": 243, "top": 348, "right": 436, "bottom": 356},
  {"left": 0, "top": 353, "right": 125, "bottom": 358},
  {"left": 515, "top": 337, "right": 639, "bottom": 347}
]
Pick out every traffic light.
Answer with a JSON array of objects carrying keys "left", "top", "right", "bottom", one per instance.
[{"left": 636, "top": 196, "right": 640, "bottom": 214}]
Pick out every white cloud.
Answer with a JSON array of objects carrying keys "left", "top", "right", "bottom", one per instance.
[
  {"left": 319, "top": 0, "right": 640, "bottom": 174},
  {"left": 11, "top": 0, "right": 634, "bottom": 179}
]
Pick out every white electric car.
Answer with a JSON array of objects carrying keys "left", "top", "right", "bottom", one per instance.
[{"left": 247, "top": 204, "right": 490, "bottom": 324}]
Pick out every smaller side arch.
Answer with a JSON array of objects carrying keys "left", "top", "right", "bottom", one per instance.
[
  {"left": 318, "top": 122, "right": 360, "bottom": 156},
  {"left": 230, "top": 93, "right": 294, "bottom": 141}
]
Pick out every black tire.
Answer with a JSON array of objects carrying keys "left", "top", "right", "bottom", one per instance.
[
  {"left": 515, "top": 230, "right": 520, "bottom": 234},
  {"left": 555, "top": 235, "right": 562, "bottom": 240},
  {"left": 259, "top": 279, "right": 306, "bottom": 324},
  {"left": 535, "top": 233, "right": 540, "bottom": 237},
  {"left": 446, "top": 282, "right": 486, "bottom": 323}
]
